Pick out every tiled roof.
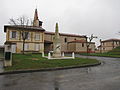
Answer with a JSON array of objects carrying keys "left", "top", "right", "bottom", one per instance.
[
  {"left": 68, "top": 40, "right": 86, "bottom": 43},
  {"left": 101, "top": 39, "right": 120, "bottom": 42},
  {"left": 45, "top": 31, "right": 87, "bottom": 38},
  {"left": 4, "top": 25, "right": 45, "bottom": 32},
  {"left": 97, "top": 45, "right": 101, "bottom": 48},
  {"left": 68, "top": 40, "right": 95, "bottom": 44},
  {"left": 4, "top": 41, "right": 16, "bottom": 44}
]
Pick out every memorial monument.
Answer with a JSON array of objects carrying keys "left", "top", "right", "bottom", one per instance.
[
  {"left": 46, "top": 23, "right": 75, "bottom": 59},
  {"left": 52, "top": 23, "right": 61, "bottom": 58}
]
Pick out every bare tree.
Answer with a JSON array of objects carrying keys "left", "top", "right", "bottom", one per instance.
[
  {"left": 9, "top": 15, "right": 32, "bottom": 54},
  {"left": 9, "top": 15, "right": 32, "bottom": 26},
  {"left": 86, "top": 34, "right": 97, "bottom": 54}
]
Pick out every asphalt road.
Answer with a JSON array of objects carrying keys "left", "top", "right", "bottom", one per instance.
[{"left": 0, "top": 55, "right": 120, "bottom": 90}]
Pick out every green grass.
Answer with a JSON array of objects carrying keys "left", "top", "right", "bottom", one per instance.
[
  {"left": 107, "top": 46, "right": 120, "bottom": 55},
  {"left": 5, "top": 53, "right": 99, "bottom": 71},
  {"left": 80, "top": 46, "right": 120, "bottom": 58},
  {"left": 84, "top": 53, "right": 120, "bottom": 58}
]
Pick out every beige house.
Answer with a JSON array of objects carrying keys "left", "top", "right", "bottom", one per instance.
[
  {"left": 4, "top": 9, "right": 96, "bottom": 53},
  {"left": 68, "top": 40, "right": 95, "bottom": 53},
  {"left": 4, "top": 9, "right": 45, "bottom": 53},
  {"left": 4, "top": 25, "right": 45, "bottom": 53},
  {"left": 98, "top": 39, "right": 120, "bottom": 53}
]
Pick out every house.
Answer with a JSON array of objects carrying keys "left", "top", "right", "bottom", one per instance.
[
  {"left": 4, "top": 9, "right": 45, "bottom": 53},
  {"left": 98, "top": 39, "right": 120, "bottom": 53},
  {"left": 4, "top": 25, "right": 45, "bottom": 53},
  {"left": 4, "top": 9, "right": 95, "bottom": 53}
]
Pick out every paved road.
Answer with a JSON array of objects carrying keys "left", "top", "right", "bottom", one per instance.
[{"left": 0, "top": 55, "right": 120, "bottom": 90}]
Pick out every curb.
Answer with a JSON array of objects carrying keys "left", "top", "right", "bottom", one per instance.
[{"left": 0, "top": 62, "right": 101, "bottom": 75}]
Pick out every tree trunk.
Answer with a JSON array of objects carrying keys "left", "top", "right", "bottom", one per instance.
[{"left": 22, "top": 39, "right": 25, "bottom": 54}]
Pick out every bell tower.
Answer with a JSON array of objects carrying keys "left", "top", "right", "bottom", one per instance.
[{"left": 33, "top": 9, "right": 43, "bottom": 27}]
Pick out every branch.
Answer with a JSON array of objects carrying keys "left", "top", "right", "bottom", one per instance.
[{"left": 9, "top": 15, "right": 32, "bottom": 26}]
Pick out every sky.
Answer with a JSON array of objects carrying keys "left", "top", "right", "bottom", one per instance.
[{"left": 0, "top": 0, "right": 120, "bottom": 46}]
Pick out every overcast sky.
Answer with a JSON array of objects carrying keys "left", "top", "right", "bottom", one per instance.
[{"left": 0, "top": 0, "right": 120, "bottom": 46}]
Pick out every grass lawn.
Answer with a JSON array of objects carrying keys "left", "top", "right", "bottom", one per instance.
[
  {"left": 5, "top": 53, "right": 100, "bottom": 71},
  {"left": 81, "top": 53, "right": 120, "bottom": 58},
  {"left": 80, "top": 46, "right": 120, "bottom": 58}
]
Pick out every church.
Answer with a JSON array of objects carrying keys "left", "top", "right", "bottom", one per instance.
[{"left": 4, "top": 9, "right": 95, "bottom": 53}]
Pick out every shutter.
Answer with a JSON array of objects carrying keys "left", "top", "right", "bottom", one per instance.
[
  {"left": 10, "top": 31, "right": 12, "bottom": 38},
  {"left": 16, "top": 31, "right": 18, "bottom": 39},
  {"left": 28, "top": 33, "right": 30, "bottom": 40}
]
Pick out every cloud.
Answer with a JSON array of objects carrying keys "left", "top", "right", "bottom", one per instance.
[{"left": 0, "top": 0, "right": 120, "bottom": 45}]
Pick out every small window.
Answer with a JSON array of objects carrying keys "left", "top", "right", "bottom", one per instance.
[
  {"left": 35, "top": 33, "right": 40, "bottom": 40},
  {"left": 35, "top": 44, "right": 40, "bottom": 51},
  {"left": 10, "top": 31, "right": 17, "bottom": 38},
  {"left": 103, "top": 48, "right": 105, "bottom": 50},
  {"left": 116, "top": 41, "right": 118, "bottom": 45},
  {"left": 22, "top": 32, "right": 29, "bottom": 40},
  {"left": 65, "top": 38, "right": 67, "bottom": 43},
  {"left": 82, "top": 43, "right": 84, "bottom": 47},
  {"left": 24, "top": 43, "right": 29, "bottom": 50},
  {"left": 102, "top": 43, "right": 104, "bottom": 46}
]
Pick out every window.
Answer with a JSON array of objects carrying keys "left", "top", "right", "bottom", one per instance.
[
  {"left": 26, "top": 32, "right": 30, "bottom": 40},
  {"left": 35, "top": 44, "right": 40, "bottom": 51},
  {"left": 112, "top": 41, "right": 114, "bottom": 46},
  {"left": 22, "top": 32, "right": 30, "bottom": 40},
  {"left": 116, "top": 41, "right": 119, "bottom": 45},
  {"left": 10, "top": 31, "right": 17, "bottom": 38},
  {"left": 102, "top": 43, "right": 104, "bottom": 46},
  {"left": 24, "top": 43, "right": 29, "bottom": 50},
  {"left": 65, "top": 38, "right": 67, "bottom": 43},
  {"left": 82, "top": 43, "right": 84, "bottom": 47},
  {"left": 35, "top": 33, "right": 40, "bottom": 40},
  {"left": 103, "top": 48, "right": 105, "bottom": 50}
]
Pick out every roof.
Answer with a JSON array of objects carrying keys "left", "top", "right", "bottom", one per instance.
[
  {"left": 4, "top": 25, "right": 45, "bottom": 32},
  {"left": 45, "top": 31, "right": 87, "bottom": 38},
  {"left": 68, "top": 40, "right": 86, "bottom": 43},
  {"left": 4, "top": 41, "right": 16, "bottom": 44},
  {"left": 68, "top": 40, "right": 95, "bottom": 44},
  {"left": 97, "top": 45, "right": 101, "bottom": 48},
  {"left": 101, "top": 39, "right": 120, "bottom": 42},
  {"left": 44, "top": 40, "right": 53, "bottom": 44}
]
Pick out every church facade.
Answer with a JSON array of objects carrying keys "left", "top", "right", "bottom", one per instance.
[{"left": 4, "top": 9, "right": 95, "bottom": 53}]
